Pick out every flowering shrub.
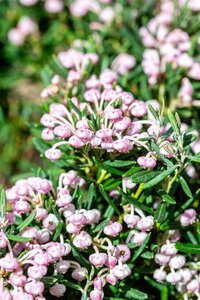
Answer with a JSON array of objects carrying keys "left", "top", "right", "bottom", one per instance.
[{"left": 1, "top": 0, "right": 200, "bottom": 299}]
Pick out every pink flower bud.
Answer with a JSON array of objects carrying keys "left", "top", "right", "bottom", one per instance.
[
  {"left": 69, "top": 136, "right": 85, "bottom": 148},
  {"left": 130, "top": 231, "right": 148, "bottom": 246},
  {"left": 169, "top": 255, "right": 186, "bottom": 269},
  {"left": 113, "top": 139, "right": 132, "bottom": 153},
  {"left": 136, "top": 216, "right": 154, "bottom": 231},
  {"left": 103, "top": 222, "right": 123, "bottom": 237},
  {"left": 179, "top": 268, "right": 192, "bottom": 284},
  {"left": 155, "top": 253, "right": 170, "bottom": 266},
  {"left": 124, "top": 214, "right": 140, "bottom": 228},
  {"left": 25, "top": 279, "right": 44, "bottom": 296},
  {"left": 76, "top": 128, "right": 94, "bottom": 140},
  {"left": 114, "top": 117, "right": 131, "bottom": 131},
  {"left": 83, "top": 209, "right": 101, "bottom": 224},
  {"left": 71, "top": 267, "right": 88, "bottom": 282},
  {"left": 40, "top": 114, "right": 55, "bottom": 128},
  {"left": 73, "top": 231, "right": 92, "bottom": 249},
  {"left": 28, "top": 265, "right": 47, "bottom": 279},
  {"left": 96, "top": 129, "right": 113, "bottom": 139},
  {"left": 49, "top": 283, "right": 66, "bottom": 297},
  {"left": 106, "top": 272, "right": 118, "bottom": 285},
  {"left": 105, "top": 108, "right": 122, "bottom": 121},
  {"left": 55, "top": 260, "right": 70, "bottom": 274},
  {"left": 126, "top": 123, "right": 142, "bottom": 135},
  {"left": 8, "top": 28, "right": 25, "bottom": 46},
  {"left": 160, "top": 243, "right": 178, "bottom": 256},
  {"left": 36, "top": 229, "right": 50, "bottom": 244},
  {"left": 137, "top": 156, "right": 156, "bottom": 169},
  {"left": 112, "top": 264, "right": 131, "bottom": 280},
  {"left": 15, "top": 200, "right": 30, "bottom": 213},
  {"left": 9, "top": 272, "right": 27, "bottom": 286},
  {"left": 187, "top": 279, "right": 200, "bottom": 293},
  {"left": 166, "top": 271, "right": 181, "bottom": 284},
  {"left": 44, "top": 0, "right": 64, "bottom": 13},
  {"left": 41, "top": 128, "right": 55, "bottom": 141},
  {"left": 90, "top": 289, "right": 104, "bottom": 300},
  {"left": 19, "top": 0, "right": 38, "bottom": 5},
  {"left": 89, "top": 252, "right": 108, "bottom": 267},
  {"left": 56, "top": 194, "right": 72, "bottom": 207},
  {"left": 66, "top": 223, "right": 82, "bottom": 234},
  {"left": 180, "top": 209, "right": 196, "bottom": 226},
  {"left": 69, "top": 213, "right": 86, "bottom": 225},
  {"left": 43, "top": 214, "right": 59, "bottom": 231},
  {"left": 45, "top": 148, "right": 62, "bottom": 161},
  {"left": 11, "top": 291, "right": 33, "bottom": 300},
  {"left": 21, "top": 227, "right": 38, "bottom": 239},
  {"left": 0, "top": 237, "right": 7, "bottom": 248},
  {"left": 35, "top": 208, "right": 48, "bottom": 220},
  {"left": 131, "top": 101, "right": 147, "bottom": 117},
  {"left": 153, "top": 268, "right": 167, "bottom": 282},
  {"left": 54, "top": 125, "right": 71, "bottom": 138},
  {"left": 0, "top": 289, "right": 12, "bottom": 300},
  {"left": 34, "top": 252, "right": 52, "bottom": 266},
  {"left": 114, "top": 244, "right": 131, "bottom": 263},
  {"left": 93, "top": 276, "right": 105, "bottom": 290}
]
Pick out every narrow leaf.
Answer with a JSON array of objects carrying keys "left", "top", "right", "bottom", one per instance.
[
  {"left": 143, "top": 165, "right": 177, "bottom": 189},
  {"left": 132, "top": 233, "right": 151, "bottom": 262},
  {"left": 176, "top": 243, "right": 200, "bottom": 254},
  {"left": 154, "top": 203, "right": 167, "bottom": 223},
  {"left": 179, "top": 176, "right": 193, "bottom": 198},
  {"left": 99, "top": 184, "right": 120, "bottom": 215},
  {"left": 131, "top": 170, "right": 161, "bottom": 183},
  {"left": 7, "top": 234, "right": 31, "bottom": 242},
  {"left": 125, "top": 288, "right": 148, "bottom": 300},
  {"left": 17, "top": 211, "right": 37, "bottom": 232}
]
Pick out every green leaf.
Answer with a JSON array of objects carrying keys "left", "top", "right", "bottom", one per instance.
[
  {"left": 33, "top": 137, "right": 49, "bottom": 154},
  {"left": 60, "top": 279, "right": 83, "bottom": 292},
  {"left": 0, "top": 189, "right": 6, "bottom": 220},
  {"left": 161, "top": 193, "right": 176, "bottom": 204},
  {"left": 168, "top": 112, "right": 180, "bottom": 136},
  {"left": 161, "top": 286, "right": 168, "bottom": 300},
  {"left": 125, "top": 288, "right": 148, "bottom": 300},
  {"left": 94, "top": 158, "right": 124, "bottom": 176},
  {"left": 154, "top": 203, "right": 167, "bottom": 223},
  {"left": 123, "top": 166, "right": 142, "bottom": 177},
  {"left": 7, "top": 234, "right": 31, "bottom": 242},
  {"left": 148, "top": 104, "right": 161, "bottom": 123},
  {"left": 49, "top": 55, "right": 68, "bottom": 78},
  {"left": 104, "top": 160, "right": 135, "bottom": 168},
  {"left": 131, "top": 170, "right": 161, "bottom": 183},
  {"left": 176, "top": 243, "right": 200, "bottom": 254},
  {"left": 84, "top": 183, "right": 95, "bottom": 210},
  {"left": 71, "top": 246, "right": 91, "bottom": 269},
  {"left": 120, "top": 190, "right": 154, "bottom": 215},
  {"left": 143, "top": 165, "right": 177, "bottom": 189},
  {"left": 179, "top": 176, "right": 193, "bottom": 198},
  {"left": 132, "top": 233, "right": 151, "bottom": 262},
  {"left": 17, "top": 211, "right": 37, "bottom": 232},
  {"left": 99, "top": 184, "right": 120, "bottom": 215},
  {"left": 187, "top": 153, "right": 200, "bottom": 163},
  {"left": 92, "top": 218, "right": 110, "bottom": 233},
  {"left": 174, "top": 197, "right": 195, "bottom": 218},
  {"left": 151, "top": 142, "right": 173, "bottom": 167},
  {"left": 52, "top": 221, "right": 64, "bottom": 241}
]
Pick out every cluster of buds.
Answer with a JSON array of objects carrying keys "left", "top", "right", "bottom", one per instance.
[
  {"left": 19, "top": 0, "right": 64, "bottom": 13},
  {"left": 40, "top": 65, "right": 180, "bottom": 168},
  {"left": 124, "top": 205, "right": 154, "bottom": 246},
  {"left": 154, "top": 231, "right": 200, "bottom": 299},
  {"left": 2, "top": 170, "right": 157, "bottom": 299},
  {"left": 139, "top": 0, "right": 200, "bottom": 105},
  {"left": 8, "top": 16, "right": 37, "bottom": 46},
  {"left": 70, "top": 0, "right": 118, "bottom": 27}
]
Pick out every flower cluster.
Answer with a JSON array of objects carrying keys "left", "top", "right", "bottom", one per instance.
[
  {"left": 1, "top": 170, "right": 156, "bottom": 299},
  {"left": 8, "top": 16, "right": 37, "bottom": 46},
  {"left": 153, "top": 214, "right": 200, "bottom": 300},
  {"left": 140, "top": 0, "right": 200, "bottom": 106},
  {"left": 19, "top": 0, "right": 64, "bottom": 13}
]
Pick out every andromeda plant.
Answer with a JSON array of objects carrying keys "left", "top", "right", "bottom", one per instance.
[{"left": 0, "top": 49, "right": 199, "bottom": 299}]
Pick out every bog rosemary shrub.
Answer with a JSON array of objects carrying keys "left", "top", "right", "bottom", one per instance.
[{"left": 0, "top": 1, "right": 200, "bottom": 300}]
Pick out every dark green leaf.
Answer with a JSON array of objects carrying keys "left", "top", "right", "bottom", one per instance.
[
  {"left": 125, "top": 288, "right": 148, "bottom": 300},
  {"left": 168, "top": 112, "right": 180, "bottom": 136},
  {"left": 17, "top": 211, "right": 37, "bottom": 232},
  {"left": 161, "top": 286, "right": 168, "bottom": 300},
  {"left": 131, "top": 170, "right": 161, "bottom": 183},
  {"left": 84, "top": 183, "right": 95, "bottom": 210},
  {"left": 7, "top": 234, "right": 31, "bottom": 242},
  {"left": 176, "top": 243, "right": 200, "bottom": 254},
  {"left": 99, "top": 184, "right": 120, "bottom": 215},
  {"left": 132, "top": 233, "right": 151, "bottom": 262},
  {"left": 52, "top": 221, "right": 64, "bottom": 241},
  {"left": 161, "top": 194, "right": 176, "bottom": 204},
  {"left": 154, "top": 203, "right": 167, "bottom": 223},
  {"left": 123, "top": 166, "right": 142, "bottom": 177},
  {"left": 92, "top": 218, "right": 110, "bottom": 233},
  {"left": 104, "top": 160, "right": 135, "bottom": 168},
  {"left": 179, "top": 176, "right": 193, "bottom": 198},
  {"left": 143, "top": 166, "right": 177, "bottom": 189}
]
